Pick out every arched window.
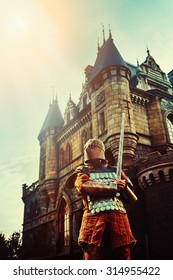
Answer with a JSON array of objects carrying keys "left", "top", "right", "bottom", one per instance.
[
  {"left": 158, "top": 170, "right": 165, "bottom": 183},
  {"left": 58, "top": 199, "right": 70, "bottom": 248},
  {"left": 64, "top": 205, "right": 70, "bottom": 246},
  {"left": 166, "top": 115, "right": 173, "bottom": 143},
  {"left": 39, "top": 158, "right": 45, "bottom": 179},
  {"left": 99, "top": 110, "right": 106, "bottom": 134},
  {"left": 60, "top": 148, "right": 64, "bottom": 168},
  {"left": 66, "top": 143, "right": 72, "bottom": 164},
  {"left": 149, "top": 173, "right": 155, "bottom": 185},
  {"left": 142, "top": 176, "right": 149, "bottom": 187}
]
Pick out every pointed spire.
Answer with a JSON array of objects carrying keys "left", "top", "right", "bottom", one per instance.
[
  {"left": 101, "top": 23, "right": 106, "bottom": 44},
  {"left": 109, "top": 24, "right": 112, "bottom": 39},
  {"left": 88, "top": 31, "right": 128, "bottom": 83},
  {"left": 67, "top": 93, "right": 76, "bottom": 107},
  {"left": 38, "top": 99, "right": 64, "bottom": 138},
  {"left": 97, "top": 37, "right": 100, "bottom": 51}
]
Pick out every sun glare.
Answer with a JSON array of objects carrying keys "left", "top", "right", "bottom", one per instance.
[{"left": 13, "top": 17, "right": 26, "bottom": 30}]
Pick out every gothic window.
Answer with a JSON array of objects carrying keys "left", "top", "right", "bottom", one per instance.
[
  {"left": 66, "top": 143, "right": 72, "bottom": 164},
  {"left": 64, "top": 205, "right": 70, "bottom": 246},
  {"left": 60, "top": 148, "right": 64, "bottom": 168},
  {"left": 40, "top": 158, "right": 45, "bottom": 179},
  {"left": 99, "top": 111, "right": 106, "bottom": 134},
  {"left": 58, "top": 199, "right": 70, "bottom": 248},
  {"left": 40, "top": 146, "right": 46, "bottom": 179},
  {"left": 166, "top": 114, "right": 173, "bottom": 143}
]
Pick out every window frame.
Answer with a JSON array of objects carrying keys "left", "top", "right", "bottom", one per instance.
[{"left": 166, "top": 113, "right": 173, "bottom": 144}]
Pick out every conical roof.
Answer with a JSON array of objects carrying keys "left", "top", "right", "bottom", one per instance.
[
  {"left": 38, "top": 99, "right": 64, "bottom": 137},
  {"left": 88, "top": 35, "right": 127, "bottom": 83}
]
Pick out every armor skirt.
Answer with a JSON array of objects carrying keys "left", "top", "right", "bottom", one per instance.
[{"left": 78, "top": 210, "right": 136, "bottom": 249}]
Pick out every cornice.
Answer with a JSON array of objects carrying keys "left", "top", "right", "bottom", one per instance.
[{"left": 57, "top": 110, "right": 92, "bottom": 144}]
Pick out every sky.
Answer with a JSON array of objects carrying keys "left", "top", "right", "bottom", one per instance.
[{"left": 0, "top": 0, "right": 173, "bottom": 238}]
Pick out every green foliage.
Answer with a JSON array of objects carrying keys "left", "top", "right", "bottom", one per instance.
[{"left": 0, "top": 231, "right": 22, "bottom": 260}]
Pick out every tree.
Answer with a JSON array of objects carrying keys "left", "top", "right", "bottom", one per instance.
[
  {"left": 7, "top": 231, "right": 22, "bottom": 259},
  {"left": 0, "top": 233, "right": 8, "bottom": 260},
  {"left": 0, "top": 231, "right": 22, "bottom": 260}
]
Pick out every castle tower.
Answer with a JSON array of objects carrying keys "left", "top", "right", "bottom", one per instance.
[
  {"left": 87, "top": 30, "right": 138, "bottom": 169},
  {"left": 38, "top": 98, "right": 64, "bottom": 180},
  {"left": 137, "top": 150, "right": 173, "bottom": 259},
  {"left": 21, "top": 29, "right": 173, "bottom": 260},
  {"left": 37, "top": 98, "right": 64, "bottom": 211}
]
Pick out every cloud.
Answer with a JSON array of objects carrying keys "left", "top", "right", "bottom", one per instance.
[{"left": 0, "top": 152, "right": 39, "bottom": 237}]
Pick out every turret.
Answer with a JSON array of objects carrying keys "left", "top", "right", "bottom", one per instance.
[
  {"left": 38, "top": 98, "right": 64, "bottom": 180},
  {"left": 87, "top": 29, "right": 138, "bottom": 170}
]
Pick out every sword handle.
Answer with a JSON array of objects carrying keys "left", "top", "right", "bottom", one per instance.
[{"left": 125, "top": 185, "right": 138, "bottom": 201}]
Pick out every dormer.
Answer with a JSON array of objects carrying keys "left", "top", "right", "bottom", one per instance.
[
  {"left": 135, "top": 49, "right": 172, "bottom": 93},
  {"left": 79, "top": 82, "right": 90, "bottom": 111},
  {"left": 64, "top": 95, "right": 78, "bottom": 125}
]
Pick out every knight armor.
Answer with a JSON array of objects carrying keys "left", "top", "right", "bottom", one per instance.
[
  {"left": 80, "top": 164, "right": 126, "bottom": 215},
  {"left": 84, "top": 138, "right": 106, "bottom": 163}
]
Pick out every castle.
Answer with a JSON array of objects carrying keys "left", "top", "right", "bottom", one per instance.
[{"left": 22, "top": 30, "right": 173, "bottom": 259}]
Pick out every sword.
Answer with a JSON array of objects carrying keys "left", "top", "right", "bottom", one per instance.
[{"left": 116, "top": 113, "right": 138, "bottom": 202}]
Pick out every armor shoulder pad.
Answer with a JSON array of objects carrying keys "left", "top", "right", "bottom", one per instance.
[
  {"left": 65, "top": 164, "right": 89, "bottom": 188},
  {"left": 76, "top": 165, "right": 93, "bottom": 176},
  {"left": 75, "top": 165, "right": 86, "bottom": 173}
]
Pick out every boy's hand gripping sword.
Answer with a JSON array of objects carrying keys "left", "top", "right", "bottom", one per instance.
[{"left": 117, "top": 113, "right": 138, "bottom": 202}]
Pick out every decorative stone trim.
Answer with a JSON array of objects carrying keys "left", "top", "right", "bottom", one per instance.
[
  {"left": 131, "top": 93, "right": 149, "bottom": 106},
  {"left": 23, "top": 212, "right": 55, "bottom": 231},
  {"left": 57, "top": 112, "right": 92, "bottom": 144},
  {"left": 137, "top": 150, "right": 173, "bottom": 189},
  {"left": 138, "top": 165, "right": 173, "bottom": 189}
]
